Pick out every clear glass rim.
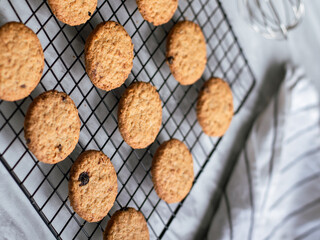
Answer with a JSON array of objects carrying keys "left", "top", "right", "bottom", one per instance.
[{"left": 238, "top": 0, "right": 305, "bottom": 40}]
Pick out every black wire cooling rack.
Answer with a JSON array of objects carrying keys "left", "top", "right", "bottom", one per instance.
[{"left": 0, "top": 0, "right": 256, "bottom": 239}]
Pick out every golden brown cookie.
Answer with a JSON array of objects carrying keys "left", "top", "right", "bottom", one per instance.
[
  {"left": 151, "top": 139, "right": 194, "bottom": 203},
  {"left": 24, "top": 90, "right": 81, "bottom": 164},
  {"left": 85, "top": 21, "right": 134, "bottom": 91},
  {"left": 118, "top": 82, "right": 162, "bottom": 149},
  {"left": 196, "top": 78, "right": 233, "bottom": 137},
  {"left": 69, "top": 150, "right": 118, "bottom": 222},
  {"left": 166, "top": 21, "right": 207, "bottom": 85},
  {"left": 48, "top": 0, "right": 97, "bottom": 26},
  {"left": 103, "top": 207, "right": 149, "bottom": 240},
  {"left": 136, "top": 0, "right": 178, "bottom": 26},
  {"left": 0, "top": 22, "right": 44, "bottom": 101}
]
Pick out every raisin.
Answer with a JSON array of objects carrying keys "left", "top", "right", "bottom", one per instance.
[
  {"left": 57, "top": 144, "right": 62, "bottom": 151},
  {"left": 26, "top": 138, "right": 31, "bottom": 144},
  {"left": 20, "top": 84, "right": 26, "bottom": 88},
  {"left": 167, "top": 56, "right": 174, "bottom": 64},
  {"left": 98, "top": 157, "right": 104, "bottom": 164},
  {"left": 62, "top": 96, "right": 67, "bottom": 102},
  {"left": 91, "top": 69, "right": 97, "bottom": 78},
  {"left": 88, "top": 11, "right": 91, "bottom": 16},
  {"left": 78, "top": 172, "right": 89, "bottom": 186}
]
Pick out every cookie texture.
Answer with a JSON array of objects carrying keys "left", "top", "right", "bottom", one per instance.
[
  {"left": 48, "top": 0, "right": 97, "bottom": 26},
  {"left": 103, "top": 208, "right": 149, "bottom": 240},
  {"left": 197, "top": 78, "right": 233, "bottom": 137},
  {"left": 166, "top": 21, "right": 207, "bottom": 85},
  {"left": 136, "top": 0, "right": 178, "bottom": 26},
  {"left": 0, "top": 22, "right": 44, "bottom": 101},
  {"left": 85, "top": 21, "right": 134, "bottom": 91},
  {"left": 151, "top": 139, "right": 194, "bottom": 203},
  {"left": 24, "top": 90, "right": 80, "bottom": 164},
  {"left": 118, "top": 82, "right": 162, "bottom": 149},
  {"left": 69, "top": 150, "right": 118, "bottom": 222}
]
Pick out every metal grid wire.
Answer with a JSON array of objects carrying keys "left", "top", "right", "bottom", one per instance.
[{"left": 0, "top": 0, "right": 255, "bottom": 239}]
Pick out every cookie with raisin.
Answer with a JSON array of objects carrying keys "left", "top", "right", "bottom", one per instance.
[
  {"left": 24, "top": 90, "right": 80, "bottom": 164},
  {"left": 69, "top": 150, "right": 118, "bottom": 222}
]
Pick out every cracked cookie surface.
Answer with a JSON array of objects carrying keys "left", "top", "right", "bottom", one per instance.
[
  {"left": 118, "top": 82, "right": 162, "bottom": 149},
  {"left": 103, "top": 207, "right": 149, "bottom": 240},
  {"left": 136, "top": 0, "right": 178, "bottom": 26},
  {"left": 196, "top": 78, "right": 233, "bottom": 137},
  {"left": 166, "top": 21, "right": 207, "bottom": 85},
  {"left": 85, "top": 21, "right": 134, "bottom": 91},
  {"left": 48, "top": 0, "right": 97, "bottom": 26},
  {"left": 24, "top": 90, "right": 80, "bottom": 164},
  {"left": 0, "top": 22, "right": 44, "bottom": 101},
  {"left": 151, "top": 139, "right": 194, "bottom": 203}
]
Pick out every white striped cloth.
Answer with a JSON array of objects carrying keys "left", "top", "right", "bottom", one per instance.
[{"left": 208, "top": 65, "right": 320, "bottom": 240}]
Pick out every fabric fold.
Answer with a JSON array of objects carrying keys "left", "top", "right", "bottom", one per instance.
[{"left": 208, "top": 65, "right": 320, "bottom": 240}]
